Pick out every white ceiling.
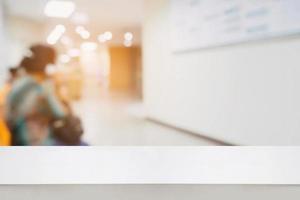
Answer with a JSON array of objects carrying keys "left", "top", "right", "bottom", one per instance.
[
  {"left": 5, "top": 0, "right": 144, "bottom": 45},
  {"left": 5, "top": 0, "right": 143, "bottom": 30}
]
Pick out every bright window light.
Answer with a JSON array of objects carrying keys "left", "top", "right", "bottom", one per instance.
[
  {"left": 44, "top": 0, "right": 76, "bottom": 18},
  {"left": 47, "top": 24, "right": 66, "bottom": 45},
  {"left": 46, "top": 64, "right": 57, "bottom": 75},
  {"left": 81, "top": 42, "right": 97, "bottom": 52},
  {"left": 68, "top": 48, "right": 80, "bottom": 57}
]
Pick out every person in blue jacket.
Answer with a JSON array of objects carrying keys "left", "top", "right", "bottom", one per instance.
[{"left": 6, "top": 44, "right": 67, "bottom": 146}]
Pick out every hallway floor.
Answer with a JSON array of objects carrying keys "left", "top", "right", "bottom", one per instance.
[{"left": 72, "top": 91, "right": 219, "bottom": 146}]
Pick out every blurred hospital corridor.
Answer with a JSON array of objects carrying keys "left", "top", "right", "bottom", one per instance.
[
  {"left": 1, "top": 0, "right": 300, "bottom": 146},
  {"left": 72, "top": 88, "right": 219, "bottom": 146}
]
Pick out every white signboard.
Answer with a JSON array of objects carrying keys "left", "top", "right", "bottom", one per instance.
[{"left": 171, "top": 0, "right": 300, "bottom": 52}]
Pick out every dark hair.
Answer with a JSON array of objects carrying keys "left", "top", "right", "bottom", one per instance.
[
  {"left": 20, "top": 44, "right": 57, "bottom": 73},
  {"left": 9, "top": 67, "right": 18, "bottom": 77}
]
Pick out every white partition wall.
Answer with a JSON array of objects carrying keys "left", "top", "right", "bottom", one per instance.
[
  {"left": 170, "top": 0, "right": 300, "bottom": 52},
  {"left": 143, "top": 0, "right": 300, "bottom": 145}
]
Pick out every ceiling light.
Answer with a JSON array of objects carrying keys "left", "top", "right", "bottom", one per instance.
[
  {"left": 44, "top": 0, "right": 76, "bottom": 18},
  {"left": 104, "top": 31, "right": 113, "bottom": 40},
  {"left": 71, "top": 12, "right": 89, "bottom": 24},
  {"left": 124, "top": 40, "right": 132, "bottom": 47},
  {"left": 76, "top": 26, "right": 85, "bottom": 34},
  {"left": 124, "top": 32, "right": 133, "bottom": 41},
  {"left": 81, "top": 42, "right": 97, "bottom": 52},
  {"left": 47, "top": 24, "right": 66, "bottom": 45},
  {"left": 98, "top": 34, "right": 107, "bottom": 43},
  {"left": 80, "top": 30, "right": 90, "bottom": 39},
  {"left": 59, "top": 54, "right": 71, "bottom": 64},
  {"left": 75, "top": 26, "right": 90, "bottom": 39}
]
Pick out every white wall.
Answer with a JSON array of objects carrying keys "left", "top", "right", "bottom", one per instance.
[
  {"left": 0, "top": 12, "right": 45, "bottom": 83},
  {"left": 6, "top": 16, "right": 45, "bottom": 66},
  {"left": 0, "top": 1, "right": 8, "bottom": 83},
  {"left": 143, "top": 0, "right": 300, "bottom": 145}
]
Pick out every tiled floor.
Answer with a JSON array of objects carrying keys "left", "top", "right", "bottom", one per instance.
[{"left": 72, "top": 91, "right": 219, "bottom": 146}]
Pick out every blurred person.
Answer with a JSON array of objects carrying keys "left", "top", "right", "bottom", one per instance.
[
  {"left": 0, "top": 67, "right": 19, "bottom": 146},
  {"left": 6, "top": 44, "right": 84, "bottom": 146},
  {"left": 0, "top": 67, "right": 19, "bottom": 108}
]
